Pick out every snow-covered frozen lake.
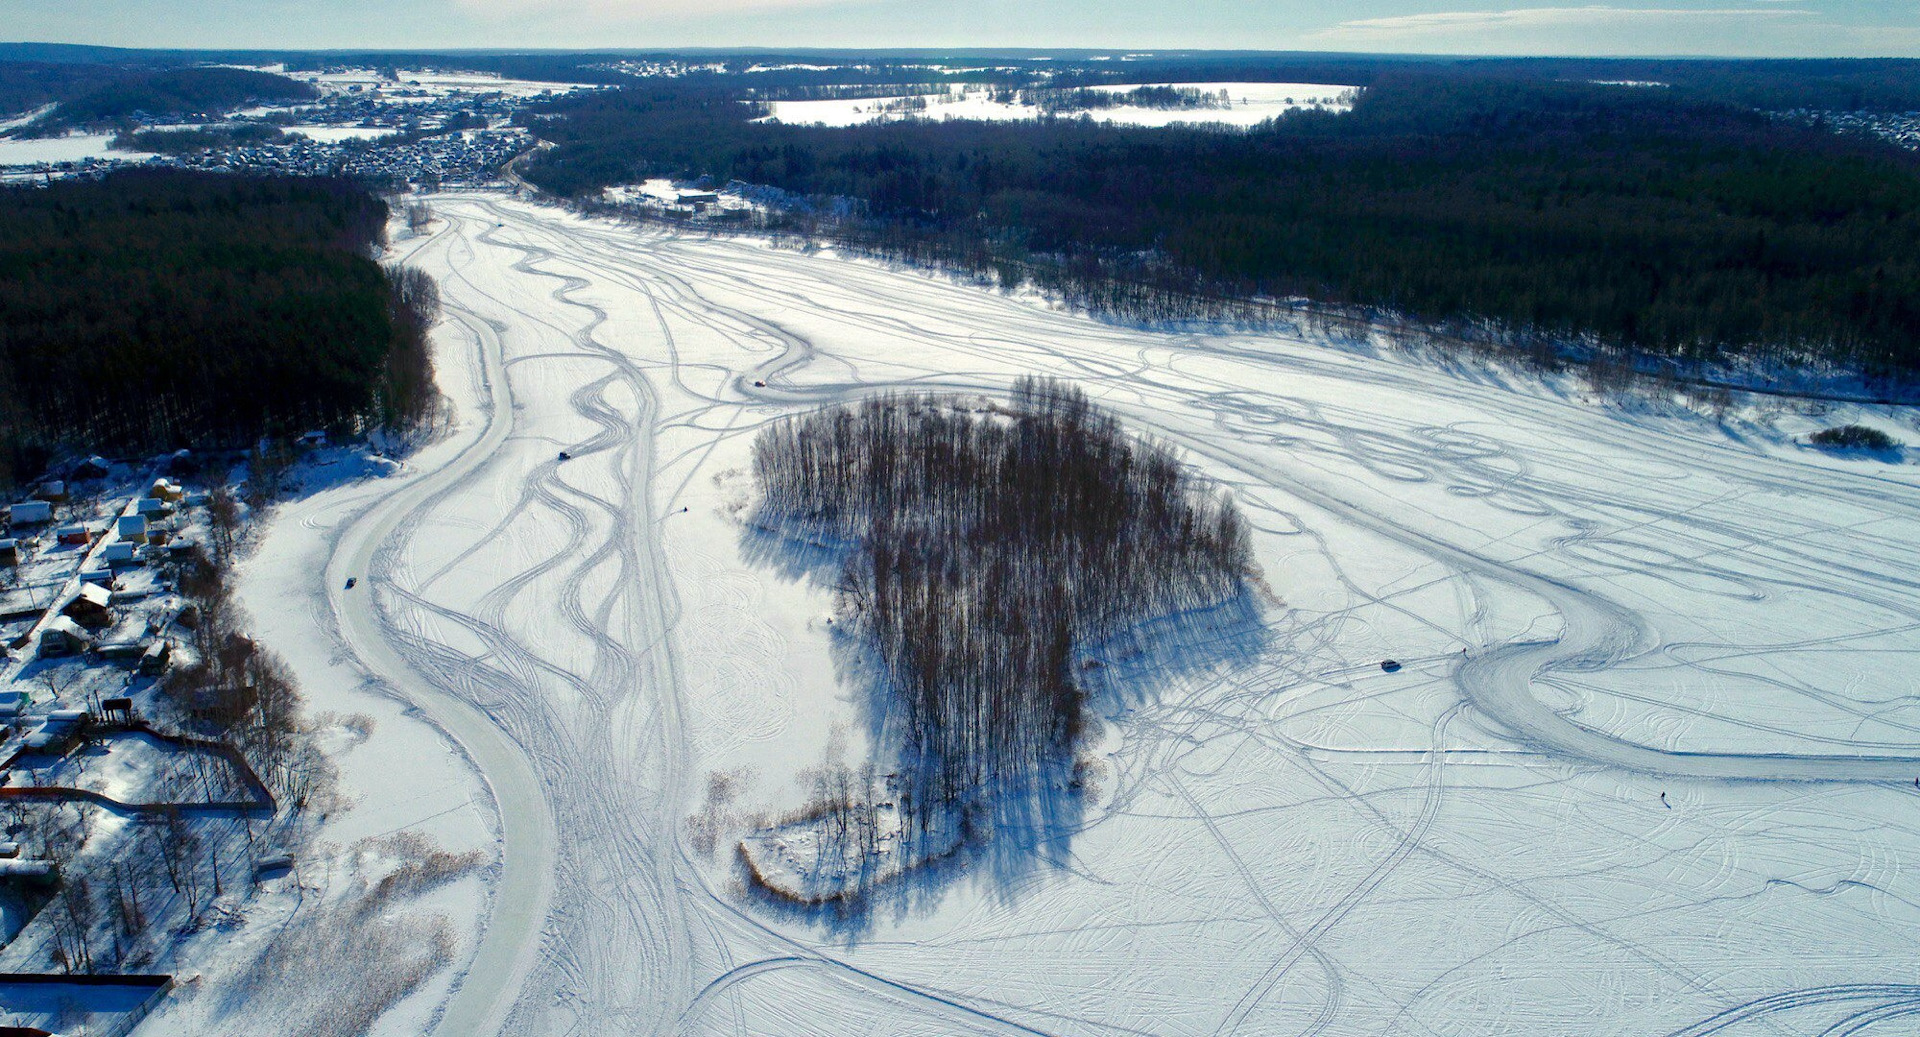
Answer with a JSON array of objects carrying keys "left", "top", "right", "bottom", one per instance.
[
  {"left": 288, "top": 192, "right": 1920, "bottom": 1037},
  {"left": 0, "top": 132, "right": 152, "bottom": 166}
]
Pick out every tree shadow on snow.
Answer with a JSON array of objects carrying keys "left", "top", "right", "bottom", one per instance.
[{"left": 736, "top": 523, "right": 1268, "bottom": 940}]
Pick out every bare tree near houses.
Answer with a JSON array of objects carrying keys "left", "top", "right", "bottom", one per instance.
[
  {"left": 50, "top": 875, "right": 95, "bottom": 974},
  {"left": 107, "top": 857, "right": 146, "bottom": 944},
  {"left": 206, "top": 489, "right": 242, "bottom": 565}
]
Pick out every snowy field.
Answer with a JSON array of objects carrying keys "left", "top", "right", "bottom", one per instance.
[
  {"left": 285, "top": 67, "right": 592, "bottom": 101},
  {"left": 296, "top": 192, "right": 1920, "bottom": 1037},
  {"left": 762, "top": 81, "right": 1357, "bottom": 128},
  {"left": 0, "top": 132, "right": 153, "bottom": 166}
]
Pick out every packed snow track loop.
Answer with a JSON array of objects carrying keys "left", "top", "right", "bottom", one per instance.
[{"left": 344, "top": 193, "right": 1920, "bottom": 1037}]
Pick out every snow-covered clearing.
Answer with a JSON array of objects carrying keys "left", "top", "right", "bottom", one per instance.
[
  {"left": 277, "top": 191, "right": 1920, "bottom": 1037},
  {"left": 293, "top": 68, "right": 591, "bottom": 101},
  {"left": 0, "top": 105, "right": 54, "bottom": 134},
  {"left": 0, "top": 133, "right": 154, "bottom": 166},
  {"left": 762, "top": 81, "right": 1357, "bottom": 129}
]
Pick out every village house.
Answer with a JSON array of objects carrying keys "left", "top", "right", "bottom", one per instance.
[
  {"left": 7, "top": 500, "right": 52, "bottom": 526},
  {"left": 139, "top": 639, "right": 172, "bottom": 675},
  {"left": 60, "top": 582, "right": 113, "bottom": 629},
  {"left": 97, "top": 612, "right": 150, "bottom": 654},
  {"left": 38, "top": 616, "right": 92, "bottom": 657},
  {"left": 0, "top": 858, "right": 57, "bottom": 884},
  {"left": 117, "top": 514, "right": 149, "bottom": 544},
  {"left": 56, "top": 523, "right": 92, "bottom": 546},
  {"left": 0, "top": 538, "right": 16, "bottom": 566},
  {"left": 28, "top": 709, "right": 91, "bottom": 752}
]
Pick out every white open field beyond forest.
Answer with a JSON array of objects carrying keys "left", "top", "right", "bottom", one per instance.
[
  {"left": 260, "top": 191, "right": 1920, "bottom": 1037},
  {"left": 759, "top": 81, "right": 1357, "bottom": 128}
]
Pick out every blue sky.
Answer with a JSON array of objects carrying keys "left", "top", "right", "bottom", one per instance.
[{"left": 4, "top": 1, "right": 1917, "bottom": 56}]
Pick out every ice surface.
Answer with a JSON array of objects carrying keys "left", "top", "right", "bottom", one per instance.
[
  {"left": 211, "top": 190, "right": 1920, "bottom": 1037},
  {"left": 0, "top": 133, "right": 155, "bottom": 166}
]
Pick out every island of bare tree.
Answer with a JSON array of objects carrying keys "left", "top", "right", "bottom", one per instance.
[{"left": 741, "top": 378, "right": 1258, "bottom": 904}]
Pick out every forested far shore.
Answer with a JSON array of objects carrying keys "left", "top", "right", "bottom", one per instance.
[
  {"left": 521, "top": 70, "right": 1920, "bottom": 382},
  {"left": 0, "top": 170, "right": 438, "bottom": 488},
  {"left": 8, "top": 66, "right": 315, "bottom": 136}
]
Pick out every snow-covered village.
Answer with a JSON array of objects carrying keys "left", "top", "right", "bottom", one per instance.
[{"left": 0, "top": 459, "right": 274, "bottom": 1033}]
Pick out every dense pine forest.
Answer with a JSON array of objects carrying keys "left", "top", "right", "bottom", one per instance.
[
  {"left": 751, "top": 379, "right": 1251, "bottom": 874},
  {"left": 10, "top": 66, "right": 314, "bottom": 135},
  {"left": 0, "top": 170, "right": 436, "bottom": 487},
  {"left": 0, "top": 60, "right": 138, "bottom": 120},
  {"left": 521, "top": 67, "right": 1920, "bottom": 380},
  {"left": 109, "top": 121, "right": 290, "bottom": 154}
]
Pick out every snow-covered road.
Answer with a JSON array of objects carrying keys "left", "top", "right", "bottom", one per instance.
[
  {"left": 344, "top": 192, "right": 1920, "bottom": 1037},
  {"left": 328, "top": 291, "right": 556, "bottom": 1037}
]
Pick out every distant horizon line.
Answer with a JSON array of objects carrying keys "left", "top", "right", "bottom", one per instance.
[{"left": 3, "top": 41, "right": 1916, "bottom": 64}]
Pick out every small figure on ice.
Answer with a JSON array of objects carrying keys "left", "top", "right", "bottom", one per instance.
[
  {"left": 1659, "top": 791, "right": 1670, "bottom": 809},
  {"left": 345, "top": 577, "right": 357, "bottom": 590}
]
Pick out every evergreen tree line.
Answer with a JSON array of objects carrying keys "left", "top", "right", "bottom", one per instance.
[
  {"left": 109, "top": 121, "right": 289, "bottom": 154},
  {"left": 1024, "top": 85, "right": 1235, "bottom": 113},
  {"left": 752, "top": 379, "right": 1251, "bottom": 846},
  {"left": 744, "top": 83, "right": 953, "bottom": 102},
  {"left": 0, "top": 170, "right": 438, "bottom": 487},
  {"left": 523, "top": 70, "right": 1920, "bottom": 381},
  {"left": 11, "top": 66, "right": 314, "bottom": 136},
  {"left": 0, "top": 60, "right": 143, "bottom": 121}
]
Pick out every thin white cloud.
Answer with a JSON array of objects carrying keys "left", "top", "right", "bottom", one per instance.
[
  {"left": 1310, "top": 5, "right": 1813, "bottom": 48},
  {"left": 449, "top": 0, "right": 851, "bottom": 20}
]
